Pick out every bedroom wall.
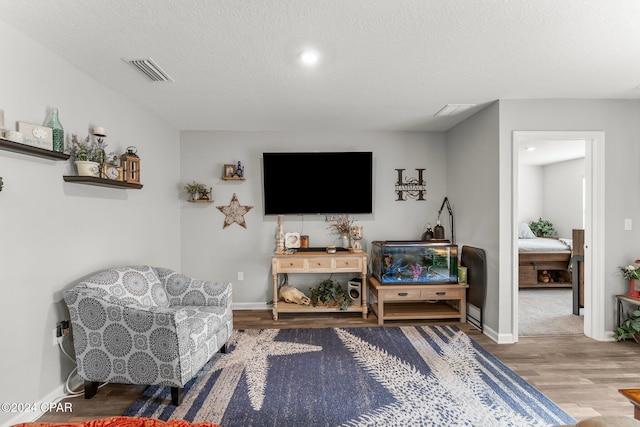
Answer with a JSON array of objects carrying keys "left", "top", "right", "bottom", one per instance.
[
  {"left": 0, "top": 22, "right": 180, "bottom": 426},
  {"left": 500, "top": 99, "right": 640, "bottom": 337},
  {"left": 179, "top": 131, "right": 447, "bottom": 307},
  {"left": 517, "top": 165, "right": 543, "bottom": 223},
  {"left": 518, "top": 158, "right": 585, "bottom": 238},
  {"left": 543, "top": 158, "right": 585, "bottom": 237}
]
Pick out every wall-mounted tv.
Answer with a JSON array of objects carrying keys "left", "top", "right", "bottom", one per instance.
[{"left": 262, "top": 151, "right": 373, "bottom": 215}]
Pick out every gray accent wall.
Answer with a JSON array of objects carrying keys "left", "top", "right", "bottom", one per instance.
[
  {"left": 179, "top": 131, "right": 448, "bottom": 307},
  {"left": 500, "top": 99, "right": 640, "bottom": 339},
  {"left": 444, "top": 102, "right": 502, "bottom": 337},
  {"left": 0, "top": 22, "right": 180, "bottom": 426}
]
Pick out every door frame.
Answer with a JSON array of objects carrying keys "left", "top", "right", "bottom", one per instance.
[{"left": 511, "top": 131, "right": 605, "bottom": 340}]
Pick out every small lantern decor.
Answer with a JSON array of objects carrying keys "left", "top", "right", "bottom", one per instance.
[{"left": 121, "top": 146, "right": 140, "bottom": 184}]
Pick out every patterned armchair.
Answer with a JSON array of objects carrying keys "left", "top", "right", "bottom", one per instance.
[{"left": 63, "top": 266, "right": 233, "bottom": 405}]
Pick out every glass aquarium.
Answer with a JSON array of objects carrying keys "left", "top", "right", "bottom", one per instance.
[{"left": 371, "top": 241, "right": 458, "bottom": 284}]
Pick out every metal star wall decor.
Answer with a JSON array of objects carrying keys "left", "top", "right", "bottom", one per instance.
[{"left": 217, "top": 193, "right": 253, "bottom": 229}]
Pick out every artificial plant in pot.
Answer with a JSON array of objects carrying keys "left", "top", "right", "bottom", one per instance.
[
  {"left": 68, "top": 134, "right": 106, "bottom": 177},
  {"left": 528, "top": 218, "right": 557, "bottom": 237},
  {"left": 613, "top": 309, "right": 640, "bottom": 343},
  {"left": 309, "top": 278, "right": 351, "bottom": 310},
  {"left": 184, "top": 181, "right": 208, "bottom": 201}
]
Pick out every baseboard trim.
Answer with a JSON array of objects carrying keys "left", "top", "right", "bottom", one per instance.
[
  {"left": 233, "top": 302, "right": 271, "bottom": 310},
  {"left": 483, "top": 324, "right": 515, "bottom": 344}
]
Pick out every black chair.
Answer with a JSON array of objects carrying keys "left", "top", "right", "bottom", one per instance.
[{"left": 461, "top": 246, "right": 487, "bottom": 331}]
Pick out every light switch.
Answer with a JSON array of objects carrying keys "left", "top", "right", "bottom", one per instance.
[{"left": 625, "top": 219, "right": 632, "bottom": 230}]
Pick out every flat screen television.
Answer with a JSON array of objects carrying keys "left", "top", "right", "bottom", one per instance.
[{"left": 262, "top": 151, "right": 373, "bottom": 215}]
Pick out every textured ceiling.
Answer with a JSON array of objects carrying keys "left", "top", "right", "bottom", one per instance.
[{"left": 1, "top": 0, "right": 639, "bottom": 131}]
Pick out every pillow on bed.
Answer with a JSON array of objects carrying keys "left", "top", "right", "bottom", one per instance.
[{"left": 518, "top": 223, "right": 537, "bottom": 239}]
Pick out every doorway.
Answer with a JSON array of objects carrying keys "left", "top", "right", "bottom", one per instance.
[
  {"left": 516, "top": 138, "right": 585, "bottom": 336},
  {"left": 512, "top": 131, "right": 605, "bottom": 341}
]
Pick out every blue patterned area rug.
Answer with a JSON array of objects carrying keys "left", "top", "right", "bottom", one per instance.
[{"left": 125, "top": 326, "right": 575, "bottom": 426}]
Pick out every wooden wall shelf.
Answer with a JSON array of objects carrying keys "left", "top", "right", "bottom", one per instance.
[
  {"left": 222, "top": 176, "right": 245, "bottom": 181},
  {"left": 188, "top": 199, "right": 213, "bottom": 203},
  {"left": 0, "top": 137, "right": 70, "bottom": 160},
  {"left": 63, "top": 176, "right": 143, "bottom": 189}
]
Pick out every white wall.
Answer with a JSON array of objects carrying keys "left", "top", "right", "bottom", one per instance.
[
  {"left": 517, "top": 165, "right": 543, "bottom": 223},
  {"left": 518, "top": 158, "right": 585, "bottom": 238},
  {"left": 500, "top": 99, "right": 640, "bottom": 337},
  {"left": 180, "top": 131, "right": 447, "bottom": 306},
  {"left": 543, "top": 158, "right": 584, "bottom": 237},
  {"left": 0, "top": 22, "right": 180, "bottom": 426}
]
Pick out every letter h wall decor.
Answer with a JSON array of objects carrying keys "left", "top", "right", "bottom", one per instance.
[{"left": 395, "top": 168, "right": 426, "bottom": 201}]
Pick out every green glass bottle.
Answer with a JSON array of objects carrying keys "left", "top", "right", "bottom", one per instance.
[{"left": 47, "top": 108, "right": 64, "bottom": 152}]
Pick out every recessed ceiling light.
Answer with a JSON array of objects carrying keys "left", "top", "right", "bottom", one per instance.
[
  {"left": 299, "top": 49, "right": 320, "bottom": 66},
  {"left": 434, "top": 104, "right": 476, "bottom": 117},
  {"left": 525, "top": 147, "right": 536, "bottom": 151}
]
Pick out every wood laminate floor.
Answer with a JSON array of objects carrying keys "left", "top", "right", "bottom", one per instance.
[{"left": 35, "top": 310, "right": 640, "bottom": 423}]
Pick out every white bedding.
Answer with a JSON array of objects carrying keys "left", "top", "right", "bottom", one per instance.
[{"left": 518, "top": 237, "right": 572, "bottom": 252}]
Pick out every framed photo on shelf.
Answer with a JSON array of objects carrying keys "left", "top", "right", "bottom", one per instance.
[{"left": 223, "top": 164, "right": 236, "bottom": 179}]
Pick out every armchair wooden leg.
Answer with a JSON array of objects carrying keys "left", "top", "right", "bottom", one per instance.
[
  {"left": 84, "top": 381, "right": 99, "bottom": 399},
  {"left": 171, "top": 387, "right": 183, "bottom": 406}
]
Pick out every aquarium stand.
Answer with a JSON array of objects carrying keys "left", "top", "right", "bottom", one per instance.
[{"left": 368, "top": 276, "right": 468, "bottom": 325}]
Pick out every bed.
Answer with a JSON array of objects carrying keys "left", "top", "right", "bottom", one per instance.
[{"left": 518, "top": 223, "right": 583, "bottom": 289}]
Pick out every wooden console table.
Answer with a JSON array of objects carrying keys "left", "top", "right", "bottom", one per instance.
[
  {"left": 616, "top": 294, "right": 640, "bottom": 327},
  {"left": 271, "top": 251, "right": 367, "bottom": 320},
  {"left": 368, "top": 276, "right": 468, "bottom": 325}
]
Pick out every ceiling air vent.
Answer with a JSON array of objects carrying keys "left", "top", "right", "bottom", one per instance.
[
  {"left": 123, "top": 58, "right": 174, "bottom": 82},
  {"left": 434, "top": 104, "right": 475, "bottom": 117}
]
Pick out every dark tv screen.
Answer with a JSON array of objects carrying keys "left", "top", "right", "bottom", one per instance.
[{"left": 262, "top": 152, "right": 373, "bottom": 215}]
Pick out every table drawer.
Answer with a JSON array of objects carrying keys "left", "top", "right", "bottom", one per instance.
[
  {"left": 382, "top": 289, "right": 422, "bottom": 300},
  {"left": 276, "top": 258, "right": 306, "bottom": 271},
  {"left": 335, "top": 257, "right": 362, "bottom": 270},
  {"left": 308, "top": 258, "right": 333, "bottom": 270},
  {"left": 421, "top": 288, "right": 463, "bottom": 299}
]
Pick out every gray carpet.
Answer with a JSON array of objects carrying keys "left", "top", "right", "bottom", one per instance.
[{"left": 519, "top": 289, "right": 584, "bottom": 336}]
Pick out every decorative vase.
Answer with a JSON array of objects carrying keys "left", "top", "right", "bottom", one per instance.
[
  {"left": 46, "top": 107, "right": 64, "bottom": 153},
  {"left": 629, "top": 279, "right": 640, "bottom": 298},
  {"left": 341, "top": 233, "right": 350, "bottom": 249},
  {"left": 75, "top": 160, "right": 100, "bottom": 177}
]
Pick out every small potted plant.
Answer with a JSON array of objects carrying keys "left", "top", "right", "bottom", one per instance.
[
  {"left": 67, "top": 134, "right": 106, "bottom": 177},
  {"left": 184, "top": 181, "right": 208, "bottom": 201},
  {"left": 308, "top": 278, "right": 352, "bottom": 311},
  {"left": 528, "top": 218, "right": 557, "bottom": 237},
  {"left": 619, "top": 260, "right": 640, "bottom": 297},
  {"left": 613, "top": 309, "right": 640, "bottom": 343}
]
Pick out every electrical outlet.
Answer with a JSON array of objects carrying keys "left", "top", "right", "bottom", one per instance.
[
  {"left": 625, "top": 219, "right": 632, "bottom": 230},
  {"left": 237, "top": 272, "right": 244, "bottom": 281}
]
